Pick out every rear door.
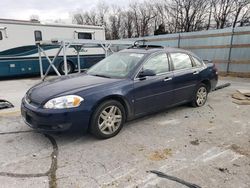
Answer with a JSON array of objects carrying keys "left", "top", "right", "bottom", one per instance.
[
  {"left": 133, "top": 52, "right": 174, "bottom": 115},
  {"left": 169, "top": 52, "right": 199, "bottom": 104}
]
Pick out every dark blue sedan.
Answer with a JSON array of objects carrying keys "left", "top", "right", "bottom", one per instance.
[{"left": 21, "top": 46, "right": 218, "bottom": 139}]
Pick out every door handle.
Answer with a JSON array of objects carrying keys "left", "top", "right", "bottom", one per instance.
[
  {"left": 164, "top": 77, "right": 172, "bottom": 82},
  {"left": 193, "top": 71, "right": 199, "bottom": 75}
]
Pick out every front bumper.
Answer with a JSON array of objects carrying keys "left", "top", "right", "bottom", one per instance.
[{"left": 21, "top": 99, "right": 91, "bottom": 132}]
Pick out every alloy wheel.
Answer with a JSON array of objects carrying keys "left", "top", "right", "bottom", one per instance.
[
  {"left": 196, "top": 86, "right": 207, "bottom": 106},
  {"left": 98, "top": 105, "right": 122, "bottom": 135}
]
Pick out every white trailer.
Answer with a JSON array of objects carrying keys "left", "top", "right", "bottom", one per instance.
[{"left": 0, "top": 18, "right": 106, "bottom": 77}]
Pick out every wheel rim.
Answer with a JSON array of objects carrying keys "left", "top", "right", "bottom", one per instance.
[
  {"left": 61, "top": 63, "right": 72, "bottom": 74},
  {"left": 98, "top": 105, "right": 122, "bottom": 135},
  {"left": 196, "top": 87, "right": 207, "bottom": 106}
]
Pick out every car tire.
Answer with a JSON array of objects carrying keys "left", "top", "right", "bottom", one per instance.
[
  {"left": 58, "top": 61, "right": 74, "bottom": 75},
  {"left": 191, "top": 84, "right": 208, "bottom": 107},
  {"left": 90, "top": 100, "right": 126, "bottom": 139}
]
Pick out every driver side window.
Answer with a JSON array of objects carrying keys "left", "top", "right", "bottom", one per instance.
[{"left": 142, "top": 53, "right": 169, "bottom": 74}]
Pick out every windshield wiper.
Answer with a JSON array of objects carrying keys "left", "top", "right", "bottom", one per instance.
[{"left": 93, "top": 74, "right": 111, "bottom": 78}]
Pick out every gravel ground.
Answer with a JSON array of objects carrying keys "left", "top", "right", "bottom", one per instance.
[{"left": 0, "top": 76, "right": 249, "bottom": 188}]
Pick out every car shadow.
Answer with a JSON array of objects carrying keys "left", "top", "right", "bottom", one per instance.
[
  {"left": 125, "top": 104, "right": 189, "bottom": 128},
  {"left": 43, "top": 104, "right": 190, "bottom": 144}
]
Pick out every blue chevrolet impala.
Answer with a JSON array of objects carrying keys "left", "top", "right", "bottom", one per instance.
[{"left": 21, "top": 46, "right": 218, "bottom": 139}]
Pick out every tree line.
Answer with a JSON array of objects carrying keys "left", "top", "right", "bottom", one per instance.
[{"left": 72, "top": 0, "right": 250, "bottom": 39}]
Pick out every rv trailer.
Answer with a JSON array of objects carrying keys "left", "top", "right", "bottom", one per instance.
[{"left": 0, "top": 19, "right": 106, "bottom": 78}]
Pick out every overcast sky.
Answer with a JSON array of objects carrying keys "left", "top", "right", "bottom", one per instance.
[{"left": 0, "top": 0, "right": 140, "bottom": 23}]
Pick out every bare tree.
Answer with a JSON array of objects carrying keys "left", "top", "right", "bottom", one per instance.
[
  {"left": 168, "top": 0, "right": 210, "bottom": 32},
  {"left": 139, "top": 2, "right": 156, "bottom": 36},
  {"left": 232, "top": 0, "right": 250, "bottom": 27},
  {"left": 96, "top": 1, "right": 109, "bottom": 38},
  {"left": 72, "top": 11, "right": 97, "bottom": 25},
  {"left": 153, "top": 1, "right": 169, "bottom": 31},
  {"left": 72, "top": 10, "right": 83, "bottom": 25},
  {"left": 72, "top": 1, "right": 109, "bottom": 26},
  {"left": 129, "top": 1, "right": 156, "bottom": 37},
  {"left": 108, "top": 5, "right": 122, "bottom": 39},
  {"left": 129, "top": 3, "right": 141, "bottom": 37},
  {"left": 206, "top": 0, "right": 213, "bottom": 30},
  {"left": 97, "top": 1, "right": 109, "bottom": 26},
  {"left": 122, "top": 10, "right": 134, "bottom": 38},
  {"left": 239, "top": 5, "right": 250, "bottom": 26},
  {"left": 30, "top": 14, "right": 40, "bottom": 22},
  {"left": 212, "top": 0, "right": 235, "bottom": 29},
  {"left": 71, "top": 0, "right": 250, "bottom": 39}
]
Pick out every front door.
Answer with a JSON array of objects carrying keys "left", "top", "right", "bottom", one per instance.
[{"left": 133, "top": 53, "right": 174, "bottom": 115}]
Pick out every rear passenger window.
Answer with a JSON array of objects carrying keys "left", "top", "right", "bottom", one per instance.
[
  {"left": 0, "top": 31, "right": 2, "bottom": 40},
  {"left": 78, "top": 32, "right": 92, "bottom": 39},
  {"left": 192, "top": 56, "right": 203, "bottom": 67},
  {"left": 34, "top": 30, "right": 42, "bottom": 41},
  {"left": 143, "top": 53, "right": 169, "bottom": 74},
  {"left": 170, "top": 53, "right": 193, "bottom": 70}
]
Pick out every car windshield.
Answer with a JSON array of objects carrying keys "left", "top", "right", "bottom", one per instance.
[{"left": 87, "top": 52, "right": 145, "bottom": 78}]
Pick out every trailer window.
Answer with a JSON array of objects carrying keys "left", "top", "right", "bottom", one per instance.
[
  {"left": 34, "top": 31, "right": 42, "bottom": 41},
  {"left": 78, "top": 32, "right": 92, "bottom": 39},
  {"left": 0, "top": 31, "right": 2, "bottom": 40}
]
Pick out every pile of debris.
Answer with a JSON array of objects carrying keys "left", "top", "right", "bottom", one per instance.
[
  {"left": 0, "top": 99, "right": 14, "bottom": 110},
  {"left": 232, "top": 89, "right": 250, "bottom": 105}
]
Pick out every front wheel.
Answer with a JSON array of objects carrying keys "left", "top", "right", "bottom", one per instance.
[
  {"left": 191, "top": 84, "right": 208, "bottom": 107},
  {"left": 90, "top": 100, "right": 126, "bottom": 139}
]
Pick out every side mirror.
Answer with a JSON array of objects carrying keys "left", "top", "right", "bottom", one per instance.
[{"left": 138, "top": 69, "right": 156, "bottom": 78}]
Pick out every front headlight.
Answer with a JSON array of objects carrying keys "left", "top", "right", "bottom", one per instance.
[{"left": 44, "top": 95, "right": 84, "bottom": 109}]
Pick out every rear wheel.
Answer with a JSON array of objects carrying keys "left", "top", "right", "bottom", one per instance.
[
  {"left": 191, "top": 84, "right": 208, "bottom": 107},
  {"left": 58, "top": 61, "right": 74, "bottom": 75},
  {"left": 90, "top": 100, "right": 125, "bottom": 139}
]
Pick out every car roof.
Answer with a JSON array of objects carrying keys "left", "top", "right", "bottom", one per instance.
[{"left": 120, "top": 46, "right": 197, "bottom": 57}]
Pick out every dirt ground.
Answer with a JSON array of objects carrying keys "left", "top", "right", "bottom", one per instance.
[{"left": 0, "top": 76, "right": 249, "bottom": 188}]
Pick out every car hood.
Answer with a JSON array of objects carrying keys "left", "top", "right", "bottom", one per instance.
[{"left": 27, "top": 74, "right": 122, "bottom": 104}]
